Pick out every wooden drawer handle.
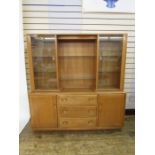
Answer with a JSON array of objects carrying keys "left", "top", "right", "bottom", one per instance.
[
  {"left": 88, "top": 109, "right": 94, "bottom": 114},
  {"left": 62, "top": 121, "right": 68, "bottom": 125},
  {"left": 63, "top": 110, "right": 67, "bottom": 114},
  {"left": 61, "top": 98, "right": 68, "bottom": 102},
  {"left": 88, "top": 97, "right": 95, "bottom": 101},
  {"left": 88, "top": 120, "right": 94, "bottom": 125}
]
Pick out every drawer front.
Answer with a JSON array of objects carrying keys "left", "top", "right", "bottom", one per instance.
[
  {"left": 58, "top": 106, "right": 97, "bottom": 117},
  {"left": 59, "top": 118, "right": 97, "bottom": 128},
  {"left": 57, "top": 95, "right": 97, "bottom": 106}
]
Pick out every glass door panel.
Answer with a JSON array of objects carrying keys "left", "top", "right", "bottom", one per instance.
[
  {"left": 31, "top": 35, "right": 57, "bottom": 89},
  {"left": 98, "top": 35, "right": 123, "bottom": 89}
]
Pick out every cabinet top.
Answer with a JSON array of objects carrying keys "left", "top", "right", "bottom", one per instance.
[
  {"left": 27, "top": 34, "right": 127, "bottom": 41},
  {"left": 27, "top": 33, "right": 127, "bottom": 36}
]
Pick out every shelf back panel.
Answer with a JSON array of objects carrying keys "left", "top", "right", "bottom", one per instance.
[{"left": 58, "top": 39, "right": 97, "bottom": 91}]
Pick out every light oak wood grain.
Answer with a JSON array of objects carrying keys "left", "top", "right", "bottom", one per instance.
[
  {"left": 98, "top": 93, "right": 126, "bottom": 128},
  {"left": 27, "top": 34, "right": 127, "bottom": 130},
  {"left": 29, "top": 94, "right": 58, "bottom": 129}
]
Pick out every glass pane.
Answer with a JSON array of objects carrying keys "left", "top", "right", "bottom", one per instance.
[
  {"left": 98, "top": 35, "right": 123, "bottom": 89},
  {"left": 31, "top": 35, "right": 57, "bottom": 89}
]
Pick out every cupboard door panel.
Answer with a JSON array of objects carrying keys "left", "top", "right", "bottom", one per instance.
[
  {"left": 29, "top": 94, "right": 57, "bottom": 129},
  {"left": 98, "top": 93, "right": 125, "bottom": 128}
]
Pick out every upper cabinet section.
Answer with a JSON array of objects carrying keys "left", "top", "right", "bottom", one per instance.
[
  {"left": 28, "top": 35, "right": 58, "bottom": 90},
  {"left": 97, "top": 34, "right": 126, "bottom": 90},
  {"left": 57, "top": 35, "right": 97, "bottom": 92},
  {"left": 27, "top": 34, "right": 127, "bottom": 92}
]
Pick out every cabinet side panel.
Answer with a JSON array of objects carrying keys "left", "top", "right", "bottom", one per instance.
[
  {"left": 120, "top": 34, "right": 128, "bottom": 90},
  {"left": 27, "top": 35, "right": 35, "bottom": 91}
]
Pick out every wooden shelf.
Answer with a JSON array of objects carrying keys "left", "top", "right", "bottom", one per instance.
[
  {"left": 60, "top": 88, "right": 95, "bottom": 92},
  {"left": 34, "top": 71, "right": 56, "bottom": 73},
  {"left": 34, "top": 77, "right": 57, "bottom": 81},
  {"left": 57, "top": 35, "right": 97, "bottom": 40},
  {"left": 33, "top": 56, "right": 55, "bottom": 58},
  {"left": 58, "top": 55, "right": 96, "bottom": 58},
  {"left": 61, "top": 78, "right": 95, "bottom": 81},
  {"left": 61, "top": 74, "right": 95, "bottom": 79}
]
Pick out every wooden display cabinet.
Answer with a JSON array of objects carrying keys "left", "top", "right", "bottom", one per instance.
[{"left": 27, "top": 34, "right": 127, "bottom": 130}]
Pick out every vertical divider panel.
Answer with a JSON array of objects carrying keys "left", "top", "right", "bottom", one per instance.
[
  {"left": 55, "top": 35, "right": 60, "bottom": 90},
  {"left": 96, "top": 34, "right": 99, "bottom": 90},
  {"left": 27, "top": 35, "right": 35, "bottom": 91},
  {"left": 120, "top": 34, "right": 128, "bottom": 90}
]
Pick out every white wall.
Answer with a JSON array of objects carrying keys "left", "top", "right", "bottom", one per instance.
[
  {"left": 22, "top": 0, "right": 135, "bottom": 109},
  {"left": 83, "top": 0, "right": 135, "bottom": 13},
  {"left": 19, "top": 1, "right": 30, "bottom": 134}
]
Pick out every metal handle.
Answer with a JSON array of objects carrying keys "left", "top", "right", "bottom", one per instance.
[
  {"left": 99, "top": 56, "right": 102, "bottom": 61},
  {"left": 52, "top": 56, "right": 55, "bottom": 61}
]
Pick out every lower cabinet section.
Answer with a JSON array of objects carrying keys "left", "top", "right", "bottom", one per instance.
[
  {"left": 98, "top": 93, "right": 126, "bottom": 128},
  {"left": 29, "top": 92, "right": 126, "bottom": 130},
  {"left": 29, "top": 94, "right": 57, "bottom": 129}
]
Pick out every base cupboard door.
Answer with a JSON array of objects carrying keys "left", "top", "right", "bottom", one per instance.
[
  {"left": 29, "top": 94, "right": 57, "bottom": 129},
  {"left": 98, "top": 93, "right": 126, "bottom": 128}
]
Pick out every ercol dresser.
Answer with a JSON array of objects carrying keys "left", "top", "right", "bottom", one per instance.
[{"left": 27, "top": 34, "right": 127, "bottom": 130}]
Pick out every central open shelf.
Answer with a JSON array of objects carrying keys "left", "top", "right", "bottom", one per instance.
[{"left": 58, "top": 39, "right": 97, "bottom": 91}]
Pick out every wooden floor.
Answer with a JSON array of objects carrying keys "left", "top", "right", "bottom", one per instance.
[{"left": 19, "top": 116, "right": 135, "bottom": 155}]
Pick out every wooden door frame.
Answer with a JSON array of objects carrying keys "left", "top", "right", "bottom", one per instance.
[
  {"left": 120, "top": 34, "right": 128, "bottom": 90},
  {"left": 27, "top": 35, "right": 35, "bottom": 91},
  {"left": 95, "top": 34, "right": 99, "bottom": 90}
]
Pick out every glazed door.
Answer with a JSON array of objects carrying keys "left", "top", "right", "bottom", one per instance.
[
  {"left": 97, "top": 35, "right": 124, "bottom": 90},
  {"left": 29, "top": 35, "right": 58, "bottom": 90},
  {"left": 29, "top": 94, "right": 57, "bottom": 129},
  {"left": 98, "top": 93, "right": 125, "bottom": 128}
]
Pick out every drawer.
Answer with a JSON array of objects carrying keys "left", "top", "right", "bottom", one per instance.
[
  {"left": 59, "top": 118, "right": 97, "bottom": 128},
  {"left": 57, "top": 95, "right": 97, "bottom": 106},
  {"left": 58, "top": 106, "right": 97, "bottom": 117}
]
